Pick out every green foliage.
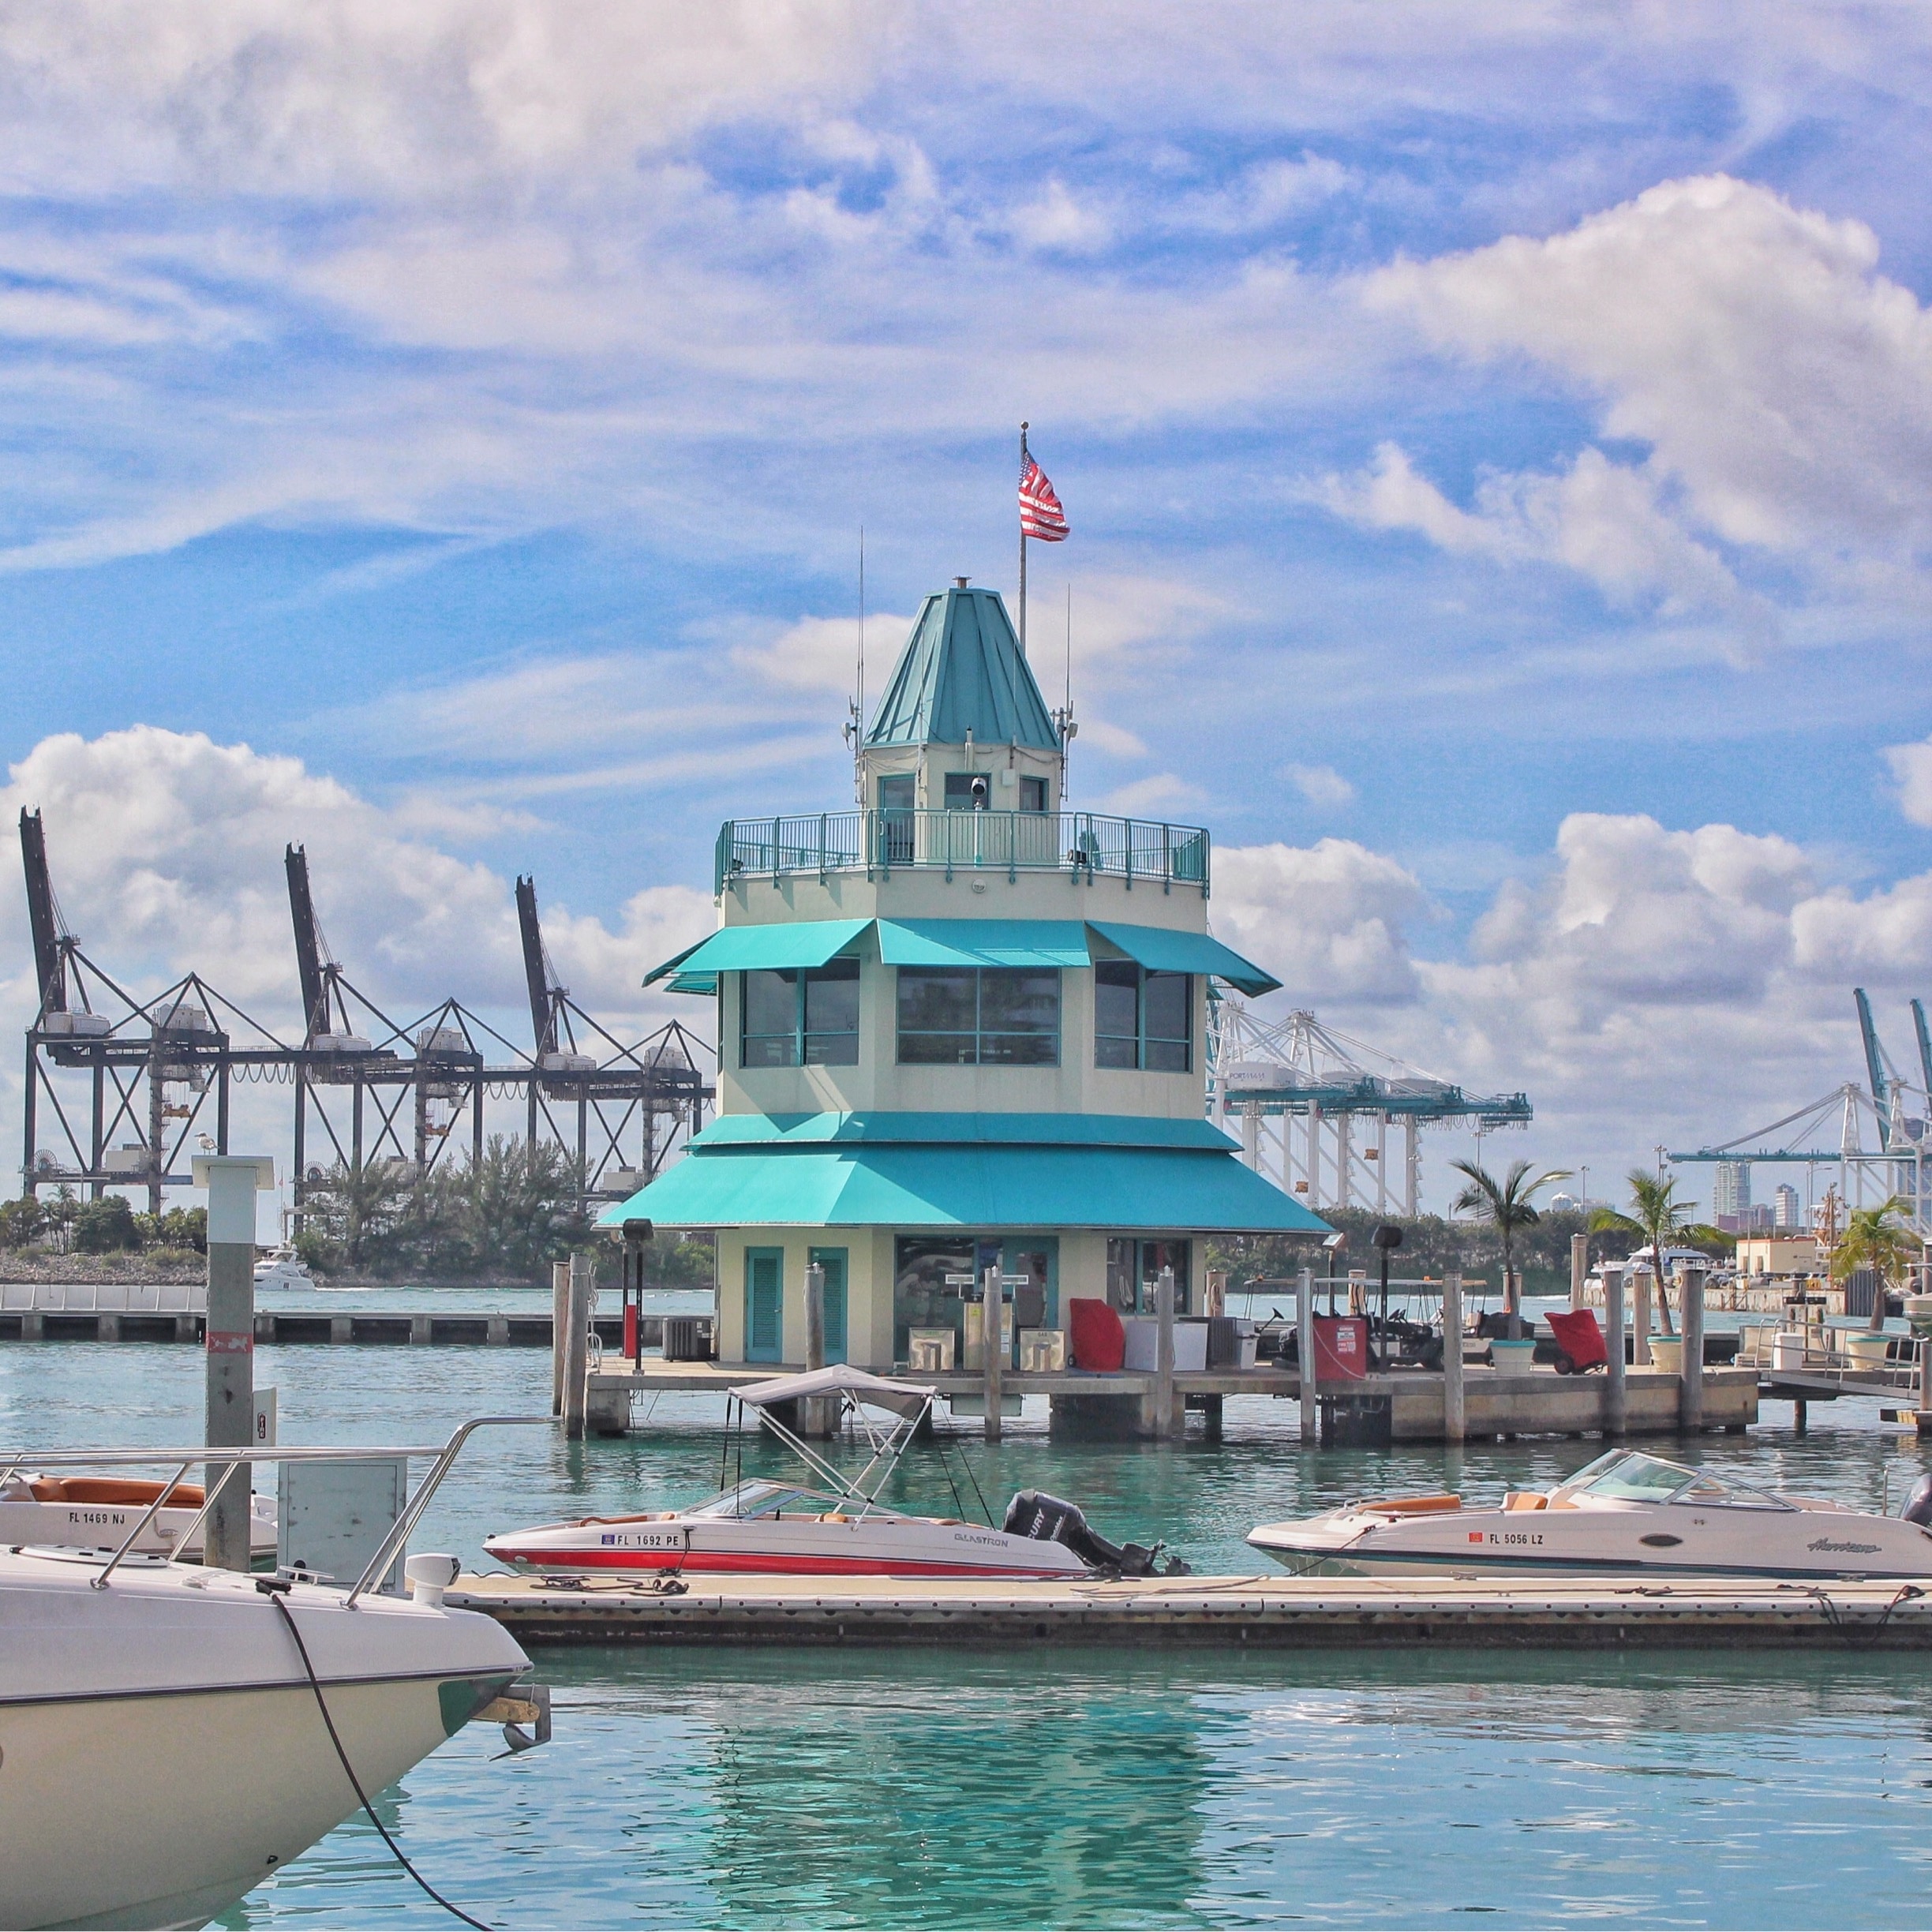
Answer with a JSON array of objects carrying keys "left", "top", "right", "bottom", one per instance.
[
  {"left": 1449, "top": 1159, "right": 1571, "bottom": 1310},
  {"left": 134, "top": 1207, "right": 207, "bottom": 1253},
  {"left": 72, "top": 1195, "right": 140, "bottom": 1253},
  {"left": 1587, "top": 1169, "right": 1714, "bottom": 1335},
  {"left": 641, "top": 1231, "right": 715, "bottom": 1291},
  {"left": 1832, "top": 1196, "right": 1922, "bottom": 1331},
  {"left": 297, "top": 1136, "right": 595, "bottom": 1282},
  {"left": 0, "top": 1194, "right": 44, "bottom": 1249}
]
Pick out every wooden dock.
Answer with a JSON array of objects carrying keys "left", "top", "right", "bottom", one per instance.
[
  {"left": 0, "top": 1306, "right": 645, "bottom": 1349},
  {"left": 586, "top": 1359, "right": 1760, "bottom": 1442},
  {"left": 450, "top": 1568, "right": 1932, "bottom": 1649}
]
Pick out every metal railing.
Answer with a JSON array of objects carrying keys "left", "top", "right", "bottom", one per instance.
[
  {"left": 716, "top": 809, "right": 1211, "bottom": 895},
  {"left": 3, "top": 1415, "right": 548, "bottom": 1600}
]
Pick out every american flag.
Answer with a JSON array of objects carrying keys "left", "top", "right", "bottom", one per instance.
[{"left": 1019, "top": 451, "right": 1069, "bottom": 541}]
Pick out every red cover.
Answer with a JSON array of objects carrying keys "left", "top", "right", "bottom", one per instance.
[
  {"left": 1312, "top": 1315, "right": 1370, "bottom": 1382},
  {"left": 1546, "top": 1308, "right": 1608, "bottom": 1371},
  {"left": 1068, "top": 1297, "right": 1125, "bottom": 1372}
]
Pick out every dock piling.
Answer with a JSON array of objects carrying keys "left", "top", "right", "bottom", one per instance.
[
  {"left": 1152, "top": 1264, "right": 1177, "bottom": 1440},
  {"left": 1632, "top": 1268, "right": 1653, "bottom": 1367},
  {"left": 1570, "top": 1234, "right": 1587, "bottom": 1311},
  {"left": 562, "top": 1253, "right": 593, "bottom": 1441},
  {"left": 1605, "top": 1265, "right": 1627, "bottom": 1437},
  {"left": 1679, "top": 1267, "right": 1705, "bottom": 1433},
  {"left": 1297, "top": 1267, "right": 1316, "bottom": 1445},
  {"left": 801, "top": 1262, "right": 835, "bottom": 1438},
  {"left": 982, "top": 1265, "right": 1003, "bottom": 1443},
  {"left": 1442, "top": 1272, "right": 1464, "bottom": 1443},
  {"left": 550, "top": 1259, "right": 570, "bottom": 1417},
  {"left": 197, "top": 1153, "right": 273, "bottom": 1572}
]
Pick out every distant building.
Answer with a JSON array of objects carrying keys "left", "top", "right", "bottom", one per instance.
[
  {"left": 1548, "top": 1192, "right": 1579, "bottom": 1213},
  {"left": 1736, "top": 1232, "right": 1822, "bottom": 1279},
  {"left": 1773, "top": 1184, "right": 1802, "bottom": 1230},
  {"left": 1713, "top": 1160, "right": 1750, "bottom": 1220}
]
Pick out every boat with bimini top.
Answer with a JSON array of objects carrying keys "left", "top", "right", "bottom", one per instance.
[
  {"left": 485, "top": 1365, "right": 1182, "bottom": 1580},
  {"left": 1248, "top": 1448, "right": 1932, "bottom": 1582}
]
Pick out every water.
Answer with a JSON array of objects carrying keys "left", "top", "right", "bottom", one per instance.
[{"left": 7, "top": 1339, "right": 1932, "bottom": 1927}]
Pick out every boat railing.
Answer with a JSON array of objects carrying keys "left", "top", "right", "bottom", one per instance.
[
  {"left": 715, "top": 807, "right": 1211, "bottom": 894},
  {"left": 2, "top": 1415, "right": 549, "bottom": 1601}
]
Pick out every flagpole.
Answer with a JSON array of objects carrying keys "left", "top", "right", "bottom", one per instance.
[{"left": 1018, "top": 420, "right": 1028, "bottom": 658}]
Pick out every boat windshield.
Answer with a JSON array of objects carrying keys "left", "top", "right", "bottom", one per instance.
[
  {"left": 1557, "top": 1451, "right": 1792, "bottom": 1511},
  {"left": 683, "top": 1481, "right": 829, "bottom": 1520}
]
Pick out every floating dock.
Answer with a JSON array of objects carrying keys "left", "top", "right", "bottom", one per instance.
[{"left": 451, "top": 1569, "right": 1932, "bottom": 1649}]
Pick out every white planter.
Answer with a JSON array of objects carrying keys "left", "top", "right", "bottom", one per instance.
[
  {"left": 1649, "top": 1337, "right": 1684, "bottom": 1375},
  {"left": 1844, "top": 1332, "right": 1892, "bottom": 1368},
  {"left": 1489, "top": 1339, "right": 1537, "bottom": 1372}
]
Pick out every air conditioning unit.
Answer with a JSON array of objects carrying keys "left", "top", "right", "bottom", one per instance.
[
  {"left": 540, "top": 1051, "right": 597, "bottom": 1073},
  {"left": 415, "top": 1027, "right": 467, "bottom": 1056},
  {"left": 309, "top": 1032, "right": 374, "bottom": 1054},
  {"left": 153, "top": 1005, "right": 211, "bottom": 1035},
  {"left": 40, "top": 1010, "right": 111, "bottom": 1037}
]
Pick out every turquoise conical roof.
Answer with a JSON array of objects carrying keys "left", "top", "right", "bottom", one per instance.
[{"left": 865, "top": 585, "right": 1059, "bottom": 751}]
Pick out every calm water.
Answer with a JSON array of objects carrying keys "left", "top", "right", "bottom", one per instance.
[{"left": 6, "top": 1337, "right": 1932, "bottom": 1928}]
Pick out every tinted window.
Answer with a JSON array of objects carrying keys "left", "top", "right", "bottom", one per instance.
[
  {"left": 897, "top": 967, "right": 1059, "bottom": 1066},
  {"left": 742, "top": 968, "right": 799, "bottom": 1067}
]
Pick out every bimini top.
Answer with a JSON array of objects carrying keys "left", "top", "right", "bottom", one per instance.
[
  {"left": 646, "top": 917, "right": 1280, "bottom": 997},
  {"left": 733, "top": 1365, "right": 934, "bottom": 1421},
  {"left": 865, "top": 584, "right": 1060, "bottom": 751}
]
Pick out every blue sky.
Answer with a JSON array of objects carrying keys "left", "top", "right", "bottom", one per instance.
[{"left": 2, "top": 3, "right": 1931, "bottom": 1208}]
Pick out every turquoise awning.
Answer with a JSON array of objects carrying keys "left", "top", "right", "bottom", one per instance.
[
  {"left": 1088, "top": 922, "right": 1280, "bottom": 996},
  {"left": 876, "top": 919, "right": 1091, "bottom": 969},
  {"left": 600, "top": 1140, "right": 1328, "bottom": 1234},
  {"left": 691, "top": 1111, "right": 1241, "bottom": 1151},
  {"left": 644, "top": 919, "right": 871, "bottom": 987}
]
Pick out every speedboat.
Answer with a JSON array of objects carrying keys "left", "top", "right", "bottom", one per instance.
[
  {"left": 1247, "top": 1447, "right": 1932, "bottom": 1582},
  {"left": 0, "top": 1422, "right": 543, "bottom": 1931},
  {"left": 0, "top": 1466, "right": 278, "bottom": 1560},
  {"left": 485, "top": 1365, "right": 1181, "bottom": 1581}
]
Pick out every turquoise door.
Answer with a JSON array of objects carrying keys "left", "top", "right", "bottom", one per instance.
[
  {"left": 811, "top": 1247, "right": 848, "bottom": 1365},
  {"left": 745, "top": 1249, "right": 783, "bottom": 1362}
]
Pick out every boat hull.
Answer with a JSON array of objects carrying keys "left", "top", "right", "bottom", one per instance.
[
  {"left": 0, "top": 1495, "right": 278, "bottom": 1560},
  {"left": 1249, "top": 1507, "right": 1932, "bottom": 1583},
  {"left": 0, "top": 1554, "right": 526, "bottom": 1930},
  {"left": 485, "top": 1518, "right": 1090, "bottom": 1579}
]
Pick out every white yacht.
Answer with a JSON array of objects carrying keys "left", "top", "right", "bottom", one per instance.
[
  {"left": 253, "top": 1245, "right": 315, "bottom": 1291},
  {"left": 1248, "top": 1448, "right": 1932, "bottom": 1582},
  {"left": 0, "top": 1425, "right": 541, "bottom": 1930}
]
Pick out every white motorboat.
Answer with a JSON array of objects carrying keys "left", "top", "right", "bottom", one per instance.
[
  {"left": 1248, "top": 1448, "right": 1932, "bottom": 1582},
  {"left": 486, "top": 1365, "right": 1179, "bottom": 1581},
  {"left": 253, "top": 1245, "right": 314, "bottom": 1291},
  {"left": 0, "top": 1422, "right": 545, "bottom": 1931},
  {"left": 0, "top": 1467, "right": 278, "bottom": 1560}
]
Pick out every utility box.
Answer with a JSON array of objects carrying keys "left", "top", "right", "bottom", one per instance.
[
  {"left": 1312, "top": 1316, "right": 1370, "bottom": 1382},
  {"left": 278, "top": 1458, "right": 404, "bottom": 1593}
]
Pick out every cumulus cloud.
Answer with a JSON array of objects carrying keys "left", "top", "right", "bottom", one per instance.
[
  {"left": 1885, "top": 736, "right": 1932, "bottom": 827},
  {"left": 731, "top": 612, "right": 914, "bottom": 695},
  {"left": 0, "top": 726, "right": 713, "bottom": 1034},
  {"left": 1212, "top": 838, "right": 1428, "bottom": 1005},
  {"left": 1282, "top": 763, "right": 1355, "bottom": 809}
]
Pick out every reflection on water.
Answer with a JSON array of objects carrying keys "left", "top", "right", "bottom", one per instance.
[
  {"left": 13, "top": 1342, "right": 1932, "bottom": 1926},
  {"left": 221, "top": 1647, "right": 1932, "bottom": 1930}
]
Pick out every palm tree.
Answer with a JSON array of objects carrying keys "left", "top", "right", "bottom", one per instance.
[
  {"left": 1451, "top": 1158, "right": 1573, "bottom": 1322},
  {"left": 1588, "top": 1170, "right": 1716, "bottom": 1338},
  {"left": 1833, "top": 1196, "right": 1923, "bottom": 1332}
]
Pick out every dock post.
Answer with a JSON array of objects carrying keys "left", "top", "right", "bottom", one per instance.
[
  {"left": 801, "top": 1262, "right": 833, "bottom": 1439},
  {"left": 1153, "top": 1264, "right": 1177, "bottom": 1441},
  {"left": 563, "top": 1252, "right": 593, "bottom": 1441},
  {"left": 550, "top": 1259, "right": 570, "bottom": 1416},
  {"left": 194, "top": 1153, "right": 273, "bottom": 1573},
  {"left": 1632, "top": 1268, "right": 1653, "bottom": 1367},
  {"left": 1605, "top": 1266, "right": 1627, "bottom": 1437},
  {"left": 1442, "top": 1272, "right": 1464, "bottom": 1444},
  {"left": 1679, "top": 1267, "right": 1705, "bottom": 1433},
  {"left": 1571, "top": 1234, "right": 1588, "bottom": 1312},
  {"left": 982, "top": 1264, "right": 1003, "bottom": 1444},
  {"left": 1297, "top": 1266, "right": 1316, "bottom": 1445}
]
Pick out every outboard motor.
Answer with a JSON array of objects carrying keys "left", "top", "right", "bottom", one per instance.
[
  {"left": 1002, "top": 1490, "right": 1189, "bottom": 1576},
  {"left": 1901, "top": 1473, "right": 1932, "bottom": 1526}
]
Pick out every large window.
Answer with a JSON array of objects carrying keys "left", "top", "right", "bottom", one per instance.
[
  {"left": 739, "top": 959, "right": 860, "bottom": 1068},
  {"left": 897, "top": 968, "right": 1060, "bottom": 1065},
  {"left": 1094, "top": 962, "right": 1191, "bottom": 1073}
]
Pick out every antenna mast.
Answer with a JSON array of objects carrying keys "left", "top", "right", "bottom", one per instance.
[{"left": 844, "top": 526, "right": 866, "bottom": 802}]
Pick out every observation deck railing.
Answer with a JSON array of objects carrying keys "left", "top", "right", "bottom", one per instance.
[{"left": 715, "top": 809, "right": 1210, "bottom": 896}]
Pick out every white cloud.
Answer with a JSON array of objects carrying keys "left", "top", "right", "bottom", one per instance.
[
  {"left": 1283, "top": 763, "right": 1355, "bottom": 809},
  {"left": 1097, "top": 772, "right": 1205, "bottom": 817},
  {"left": 1074, "top": 720, "right": 1148, "bottom": 758},
  {"left": 0, "top": 725, "right": 713, "bottom": 1034},
  {"left": 1314, "top": 441, "right": 1770, "bottom": 640},
  {"left": 1213, "top": 838, "right": 1428, "bottom": 1005},
  {"left": 1007, "top": 179, "right": 1113, "bottom": 256},
  {"left": 1885, "top": 736, "right": 1932, "bottom": 827},
  {"left": 731, "top": 612, "right": 913, "bottom": 695},
  {"left": 1365, "top": 174, "right": 1932, "bottom": 564}
]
